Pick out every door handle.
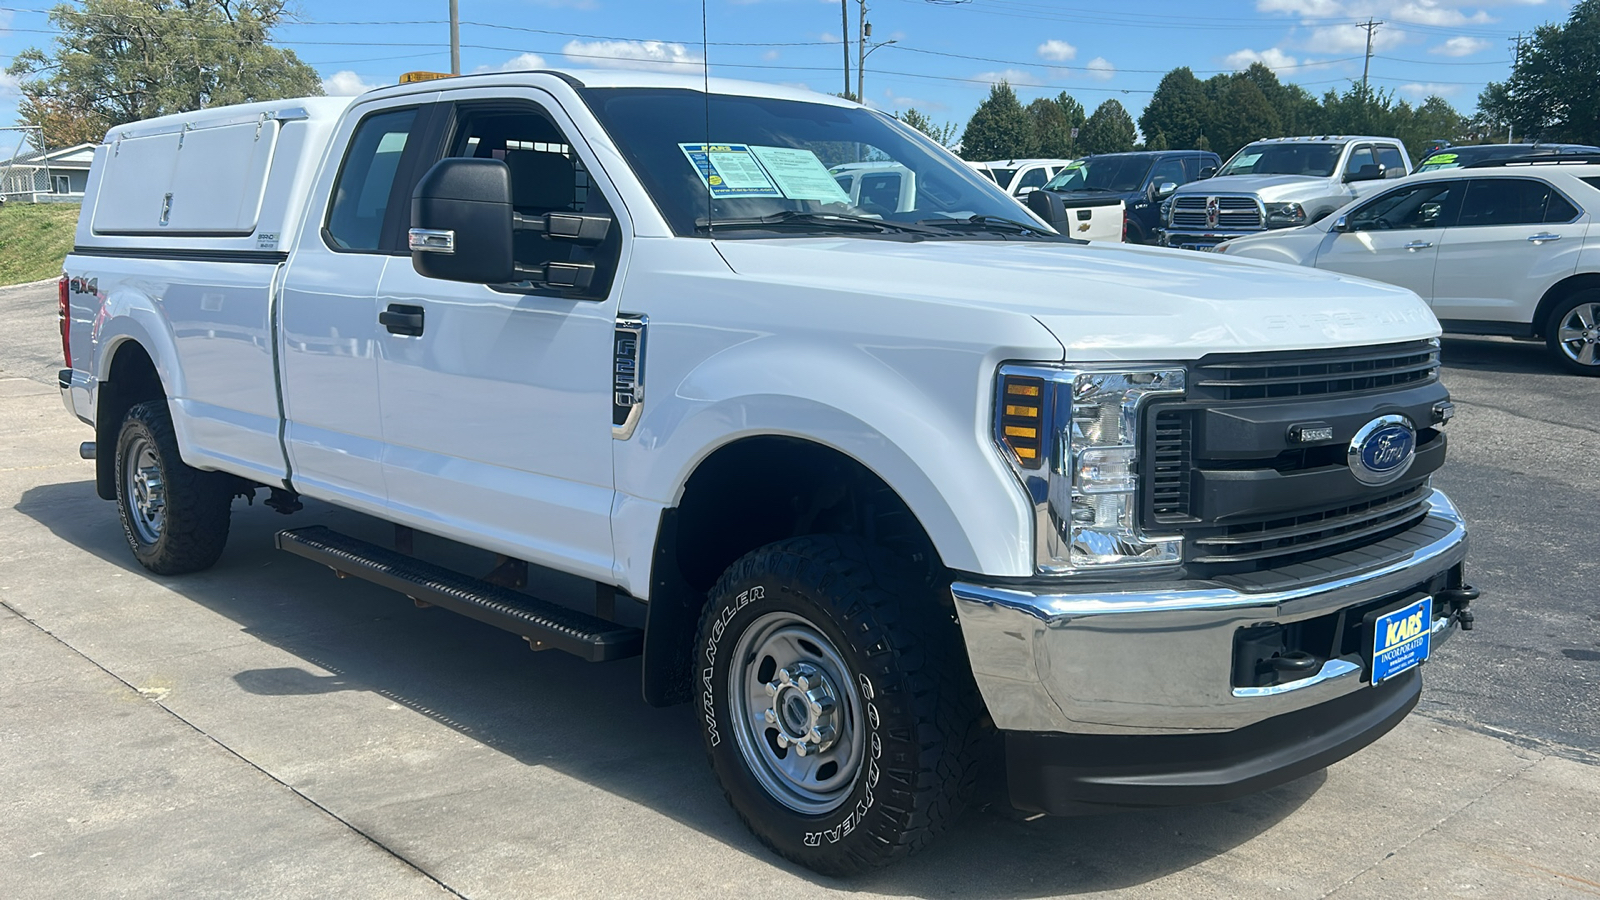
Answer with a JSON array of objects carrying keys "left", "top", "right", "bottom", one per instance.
[
  {"left": 380, "top": 303, "right": 425, "bottom": 336},
  {"left": 1403, "top": 241, "right": 1432, "bottom": 250},
  {"left": 1527, "top": 233, "right": 1561, "bottom": 243}
]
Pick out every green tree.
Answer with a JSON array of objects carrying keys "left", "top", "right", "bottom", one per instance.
[
  {"left": 1028, "top": 96, "right": 1076, "bottom": 158},
  {"left": 959, "top": 80, "right": 1036, "bottom": 160},
  {"left": 1476, "top": 0, "right": 1600, "bottom": 144},
  {"left": 897, "top": 108, "right": 960, "bottom": 148},
  {"left": 1396, "top": 96, "right": 1468, "bottom": 160},
  {"left": 1139, "top": 67, "right": 1211, "bottom": 150},
  {"left": 8, "top": 0, "right": 322, "bottom": 146},
  {"left": 1209, "top": 77, "right": 1282, "bottom": 159},
  {"left": 1078, "top": 99, "right": 1137, "bottom": 154}
]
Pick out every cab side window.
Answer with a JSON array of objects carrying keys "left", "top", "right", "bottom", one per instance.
[
  {"left": 1457, "top": 178, "right": 1566, "bottom": 227},
  {"left": 326, "top": 108, "right": 418, "bottom": 251},
  {"left": 1149, "top": 158, "right": 1188, "bottom": 189},
  {"left": 1014, "top": 166, "right": 1049, "bottom": 193},
  {"left": 1348, "top": 181, "right": 1460, "bottom": 231},
  {"left": 1344, "top": 145, "right": 1376, "bottom": 175},
  {"left": 1375, "top": 145, "right": 1406, "bottom": 173},
  {"left": 442, "top": 104, "right": 619, "bottom": 294}
]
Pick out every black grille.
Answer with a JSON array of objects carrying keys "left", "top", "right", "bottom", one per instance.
[
  {"left": 1150, "top": 410, "right": 1193, "bottom": 521},
  {"left": 1191, "top": 340, "right": 1439, "bottom": 401},
  {"left": 1189, "top": 485, "right": 1431, "bottom": 568}
]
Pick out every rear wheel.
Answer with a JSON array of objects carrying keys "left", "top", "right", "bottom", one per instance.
[
  {"left": 115, "top": 400, "right": 234, "bottom": 574},
  {"left": 695, "top": 535, "right": 983, "bottom": 875},
  {"left": 1544, "top": 289, "right": 1600, "bottom": 376}
]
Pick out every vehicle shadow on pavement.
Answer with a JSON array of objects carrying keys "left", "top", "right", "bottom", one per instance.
[
  {"left": 1439, "top": 335, "right": 1566, "bottom": 376},
  {"left": 15, "top": 478, "right": 1320, "bottom": 898}
]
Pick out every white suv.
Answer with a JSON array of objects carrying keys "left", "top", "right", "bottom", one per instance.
[{"left": 1218, "top": 156, "right": 1600, "bottom": 375}]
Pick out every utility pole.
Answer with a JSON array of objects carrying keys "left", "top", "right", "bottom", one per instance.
[
  {"left": 449, "top": 0, "right": 460, "bottom": 75},
  {"left": 1506, "top": 33, "right": 1524, "bottom": 144},
  {"left": 841, "top": 0, "right": 851, "bottom": 99},
  {"left": 1358, "top": 18, "right": 1382, "bottom": 97},
  {"left": 858, "top": 0, "right": 869, "bottom": 106}
]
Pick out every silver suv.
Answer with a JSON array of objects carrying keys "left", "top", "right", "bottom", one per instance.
[{"left": 1162, "top": 136, "right": 1411, "bottom": 250}]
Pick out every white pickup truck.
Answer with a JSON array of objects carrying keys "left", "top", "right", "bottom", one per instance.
[{"left": 58, "top": 70, "right": 1476, "bottom": 874}]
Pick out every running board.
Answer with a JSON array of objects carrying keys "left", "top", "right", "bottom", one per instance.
[{"left": 275, "top": 525, "right": 642, "bottom": 662}]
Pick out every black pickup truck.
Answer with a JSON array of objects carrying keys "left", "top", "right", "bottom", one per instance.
[{"left": 1027, "top": 150, "right": 1221, "bottom": 245}]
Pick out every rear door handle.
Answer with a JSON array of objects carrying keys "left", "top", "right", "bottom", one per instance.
[
  {"left": 380, "top": 303, "right": 425, "bottom": 336},
  {"left": 1403, "top": 241, "right": 1432, "bottom": 250},
  {"left": 1527, "top": 233, "right": 1561, "bottom": 243}
]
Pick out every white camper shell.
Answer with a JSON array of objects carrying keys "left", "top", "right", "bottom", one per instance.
[{"left": 79, "top": 97, "right": 354, "bottom": 255}]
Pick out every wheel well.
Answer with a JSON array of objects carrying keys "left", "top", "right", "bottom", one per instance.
[
  {"left": 1533, "top": 274, "right": 1600, "bottom": 338},
  {"left": 640, "top": 436, "right": 941, "bottom": 706},
  {"left": 94, "top": 341, "right": 165, "bottom": 500},
  {"left": 672, "top": 436, "right": 938, "bottom": 592}
]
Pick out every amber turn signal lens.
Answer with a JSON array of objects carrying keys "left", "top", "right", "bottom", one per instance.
[{"left": 1000, "top": 375, "right": 1046, "bottom": 468}]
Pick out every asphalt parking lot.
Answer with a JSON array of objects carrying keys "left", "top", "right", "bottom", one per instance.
[{"left": 1, "top": 279, "right": 1596, "bottom": 898}]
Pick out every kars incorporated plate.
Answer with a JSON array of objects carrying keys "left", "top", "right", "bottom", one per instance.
[{"left": 1371, "top": 596, "right": 1432, "bottom": 685}]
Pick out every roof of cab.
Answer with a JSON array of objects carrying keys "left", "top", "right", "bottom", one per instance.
[{"left": 358, "top": 68, "right": 859, "bottom": 109}]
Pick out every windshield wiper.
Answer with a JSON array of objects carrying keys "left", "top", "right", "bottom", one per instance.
[
  {"left": 915, "top": 214, "right": 1054, "bottom": 236},
  {"left": 695, "top": 211, "right": 946, "bottom": 236}
]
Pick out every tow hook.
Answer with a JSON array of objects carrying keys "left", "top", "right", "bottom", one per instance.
[{"left": 1437, "top": 585, "right": 1479, "bottom": 631}]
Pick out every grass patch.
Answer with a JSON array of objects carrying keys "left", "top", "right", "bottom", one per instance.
[{"left": 0, "top": 202, "right": 81, "bottom": 286}]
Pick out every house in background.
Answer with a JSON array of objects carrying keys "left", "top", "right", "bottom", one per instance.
[{"left": 0, "top": 143, "right": 96, "bottom": 203}]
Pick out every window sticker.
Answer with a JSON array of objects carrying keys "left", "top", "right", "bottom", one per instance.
[
  {"left": 678, "top": 143, "right": 781, "bottom": 198},
  {"left": 748, "top": 146, "right": 852, "bottom": 203},
  {"left": 1233, "top": 152, "right": 1263, "bottom": 168}
]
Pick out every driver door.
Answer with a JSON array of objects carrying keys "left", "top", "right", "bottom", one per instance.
[
  {"left": 1315, "top": 180, "right": 1462, "bottom": 300},
  {"left": 373, "top": 89, "right": 630, "bottom": 582}
]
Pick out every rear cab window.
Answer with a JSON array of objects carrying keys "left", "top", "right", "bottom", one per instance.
[{"left": 325, "top": 107, "right": 420, "bottom": 251}]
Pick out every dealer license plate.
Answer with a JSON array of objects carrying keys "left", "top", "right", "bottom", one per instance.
[{"left": 1371, "top": 596, "right": 1433, "bottom": 684}]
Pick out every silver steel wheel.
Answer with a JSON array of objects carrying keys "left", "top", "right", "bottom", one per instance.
[
  {"left": 728, "top": 610, "right": 866, "bottom": 815},
  {"left": 124, "top": 435, "right": 165, "bottom": 545},
  {"left": 1556, "top": 302, "right": 1600, "bottom": 367}
]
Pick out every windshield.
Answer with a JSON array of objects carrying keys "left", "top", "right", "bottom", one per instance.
[
  {"left": 1216, "top": 142, "right": 1342, "bottom": 178},
  {"left": 579, "top": 88, "right": 1050, "bottom": 237},
  {"left": 1043, "top": 156, "right": 1154, "bottom": 193}
]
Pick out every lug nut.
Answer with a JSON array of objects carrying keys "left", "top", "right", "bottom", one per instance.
[
  {"left": 765, "top": 681, "right": 778, "bottom": 697},
  {"left": 777, "top": 668, "right": 792, "bottom": 685},
  {"left": 764, "top": 708, "right": 777, "bottom": 725},
  {"left": 794, "top": 742, "right": 807, "bottom": 757}
]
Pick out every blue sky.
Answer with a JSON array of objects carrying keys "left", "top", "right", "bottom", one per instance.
[{"left": 0, "top": 0, "right": 1579, "bottom": 144}]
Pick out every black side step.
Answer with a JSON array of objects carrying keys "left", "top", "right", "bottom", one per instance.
[{"left": 275, "top": 526, "right": 642, "bottom": 662}]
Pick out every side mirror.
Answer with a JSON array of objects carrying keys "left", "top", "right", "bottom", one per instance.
[
  {"left": 410, "top": 158, "right": 515, "bottom": 284},
  {"left": 1152, "top": 181, "right": 1178, "bottom": 200},
  {"left": 410, "top": 157, "right": 614, "bottom": 289},
  {"left": 1344, "top": 164, "right": 1384, "bottom": 183},
  {"left": 1017, "top": 186, "right": 1038, "bottom": 196},
  {"left": 1332, "top": 215, "right": 1351, "bottom": 233},
  {"left": 1197, "top": 166, "right": 1217, "bottom": 179}
]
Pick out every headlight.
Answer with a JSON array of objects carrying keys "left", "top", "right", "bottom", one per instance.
[
  {"left": 996, "top": 366, "right": 1185, "bottom": 574},
  {"left": 1264, "top": 201, "right": 1306, "bottom": 227},
  {"left": 1159, "top": 197, "right": 1174, "bottom": 226}
]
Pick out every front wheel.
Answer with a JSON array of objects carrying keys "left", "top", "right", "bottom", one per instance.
[
  {"left": 115, "top": 400, "right": 234, "bottom": 574},
  {"left": 1545, "top": 289, "right": 1600, "bottom": 376},
  {"left": 696, "top": 535, "right": 982, "bottom": 875}
]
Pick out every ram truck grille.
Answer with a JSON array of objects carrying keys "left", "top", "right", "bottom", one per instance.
[{"left": 1169, "top": 195, "right": 1264, "bottom": 230}]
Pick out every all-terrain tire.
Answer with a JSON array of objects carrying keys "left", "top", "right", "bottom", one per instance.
[
  {"left": 1544, "top": 288, "right": 1600, "bottom": 377},
  {"left": 695, "top": 534, "right": 984, "bottom": 875},
  {"left": 114, "top": 400, "right": 234, "bottom": 574}
]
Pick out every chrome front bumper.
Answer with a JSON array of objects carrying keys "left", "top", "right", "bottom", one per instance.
[{"left": 952, "top": 489, "right": 1468, "bottom": 735}]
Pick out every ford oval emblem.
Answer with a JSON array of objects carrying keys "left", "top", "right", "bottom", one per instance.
[{"left": 1348, "top": 415, "right": 1417, "bottom": 486}]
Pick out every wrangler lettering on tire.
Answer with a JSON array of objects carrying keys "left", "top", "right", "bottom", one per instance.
[{"left": 694, "top": 534, "right": 983, "bottom": 875}]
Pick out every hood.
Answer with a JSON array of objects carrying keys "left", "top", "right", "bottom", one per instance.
[
  {"left": 711, "top": 238, "right": 1438, "bottom": 361},
  {"left": 1175, "top": 174, "right": 1335, "bottom": 202}
]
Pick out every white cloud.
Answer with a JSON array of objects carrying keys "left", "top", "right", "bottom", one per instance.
[
  {"left": 1225, "top": 47, "right": 1302, "bottom": 71},
  {"left": 883, "top": 88, "right": 944, "bottom": 112},
  {"left": 1399, "top": 81, "right": 1463, "bottom": 97},
  {"left": 1301, "top": 23, "right": 1409, "bottom": 53},
  {"left": 1036, "top": 39, "right": 1077, "bottom": 62},
  {"left": 1432, "top": 35, "right": 1491, "bottom": 55},
  {"left": 561, "top": 39, "right": 703, "bottom": 72},
  {"left": 1258, "top": 0, "right": 1496, "bottom": 27},
  {"left": 973, "top": 68, "right": 1041, "bottom": 88},
  {"left": 499, "top": 52, "right": 548, "bottom": 72},
  {"left": 762, "top": 49, "right": 780, "bottom": 61},
  {"left": 1085, "top": 57, "right": 1115, "bottom": 81},
  {"left": 321, "top": 71, "right": 381, "bottom": 97}
]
